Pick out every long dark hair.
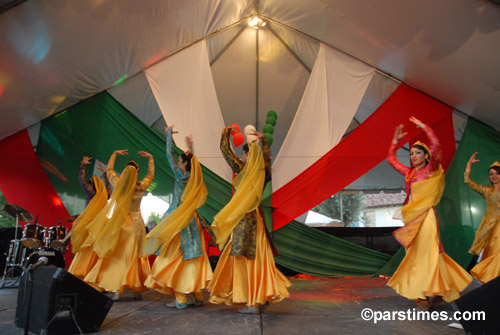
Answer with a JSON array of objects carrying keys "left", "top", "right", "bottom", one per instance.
[
  {"left": 242, "top": 143, "right": 249, "bottom": 154},
  {"left": 180, "top": 152, "right": 193, "bottom": 172}
]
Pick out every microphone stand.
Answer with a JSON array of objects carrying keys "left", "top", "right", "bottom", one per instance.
[{"left": 23, "top": 265, "right": 35, "bottom": 335}]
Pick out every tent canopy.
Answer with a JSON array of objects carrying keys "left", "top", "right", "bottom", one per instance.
[{"left": 1, "top": 0, "right": 499, "bottom": 191}]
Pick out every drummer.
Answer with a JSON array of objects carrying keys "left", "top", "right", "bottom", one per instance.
[{"left": 79, "top": 156, "right": 112, "bottom": 204}]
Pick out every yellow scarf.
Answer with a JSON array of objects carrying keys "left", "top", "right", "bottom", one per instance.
[
  {"left": 143, "top": 155, "right": 207, "bottom": 255},
  {"left": 211, "top": 142, "right": 265, "bottom": 249},
  {"left": 71, "top": 176, "right": 108, "bottom": 252},
  {"left": 83, "top": 165, "right": 137, "bottom": 258},
  {"left": 394, "top": 165, "right": 445, "bottom": 248}
]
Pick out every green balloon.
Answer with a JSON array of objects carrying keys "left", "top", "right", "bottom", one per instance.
[
  {"left": 266, "top": 116, "right": 276, "bottom": 126},
  {"left": 267, "top": 110, "right": 278, "bottom": 119},
  {"left": 263, "top": 124, "right": 274, "bottom": 134},
  {"left": 264, "top": 133, "right": 274, "bottom": 146}
]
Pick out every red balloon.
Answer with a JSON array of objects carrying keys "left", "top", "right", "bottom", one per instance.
[
  {"left": 232, "top": 132, "right": 245, "bottom": 147},
  {"left": 230, "top": 123, "right": 240, "bottom": 135}
]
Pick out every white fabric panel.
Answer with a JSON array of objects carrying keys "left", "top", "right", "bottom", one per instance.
[
  {"left": 108, "top": 73, "right": 162, "bottom": 126},
  {"left": 145, "top": 40, "right": 232, "bottom": 181},
  {"left": 258, "top": 28, "right": 310, "bottom": 160},
  {"left": 211, "top": 27, "right": 257, "bottom": 152},
  {"left": 0, "top": 0, "right": 254, "bottom": 140},
  {"left": 272, "top": 43, "right": 375, "bottom": 191}
]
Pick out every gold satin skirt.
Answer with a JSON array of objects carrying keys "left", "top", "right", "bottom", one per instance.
[
  {"left": 471, "top": 222, "right": 500, "bottom": 283},
  {"left": 144, "top": 218, "right": 212, "bottom": 295},
  {"left": 208, "top": 212, "right": 291, "bottom": 306},
  {"left": 68, "top": 246, "right": 99, "bottom": 280},
  {"left": 83, "top": 217, "right": 151, "bottom": 293},
  {"left": 388, "top": 208, "right": 472, "bottom": 302}
]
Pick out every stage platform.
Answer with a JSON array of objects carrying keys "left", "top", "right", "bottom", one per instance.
[{"left": 0, "top": 276, "right": 475, "bottom": 334}]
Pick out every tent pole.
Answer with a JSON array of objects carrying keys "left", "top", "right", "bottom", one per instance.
[{"left": 256, "top": 28, "right": 260, "bottom": 130}]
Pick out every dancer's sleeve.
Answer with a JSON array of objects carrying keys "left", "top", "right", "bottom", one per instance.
[
  {"left": 220, "top": 126, "right": 243, "bottom": 173},
  {"left": 464, "top": 172, "right": 487, "bottom": 198},
  {"left": 106, "top": 152, "right": 119, "bottom": 187},
  {"left": 387, "top": 141, "right": 410, "bottom": 176}
]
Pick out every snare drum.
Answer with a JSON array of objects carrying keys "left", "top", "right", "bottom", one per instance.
[
  {"left": 20, "top": 224, "right": 45, "bottom": 248},
  {"left": 47, "top": 226, "right": 67, "bottom": 248}
]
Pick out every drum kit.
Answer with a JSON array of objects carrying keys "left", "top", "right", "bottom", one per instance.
[{"left": 1, "top": 204, "right": 72, "bottom": 286}]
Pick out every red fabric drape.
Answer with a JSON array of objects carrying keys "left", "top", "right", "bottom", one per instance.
[
  {"left": 0, "top": 130, "right": 71, "bottom": 267},
  {"left": 272, "top": 84, "right": 455, "bottom": 230}
]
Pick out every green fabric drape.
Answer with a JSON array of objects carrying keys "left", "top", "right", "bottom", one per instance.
[
  {"left": 436, "top": 118, "right": 500, "bottom": 268},
  {"left": 274, "top": 221, "right": 391, "bottom": 276},
  {"left": 37, "top": 92, "right": 230, "bottom": 222},
  {"left": 37, "top": 91, "right": 397, "bottom": 276}
]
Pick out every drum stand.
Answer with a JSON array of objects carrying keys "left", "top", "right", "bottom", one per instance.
[{"left": 1, "top": 213, "right": 23, "bottom": 288}]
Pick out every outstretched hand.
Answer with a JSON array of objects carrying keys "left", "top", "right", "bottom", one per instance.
[
  {"left": 138, "top": 151, "right": 152, "bottom": 158},
  {"left": 251, "top": 130, "right": 264, "bottom": 139},
  {"left": 393, "top": 124, "right": 407, "bottom": 144},
  {"left": 185, "top": 135, "right": 194, "bottom": 150},
  {"left": 82, "top": 155, "right": 92, "bottom": 165},
  {"left": 137, "top": 151, "right": 153, "bottom": 158},
  {"left": 96, "top": 161, "right": 106, "bottom": 173},
  {"left": 165, "top": 125, "right": 178, "bottom": 134},
  {"left": 409, "top": 116, "right": 425, "bottom": 128},
  {"left": 466, "top": 152, "right": 479, "bottom": 171},
  {"left": 115, "top": 149, "right": 128, "bottom": 156}
]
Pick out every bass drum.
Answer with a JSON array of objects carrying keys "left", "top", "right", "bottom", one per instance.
[{"left": 25, "top": 247, "right": 65, "bottom": 269}]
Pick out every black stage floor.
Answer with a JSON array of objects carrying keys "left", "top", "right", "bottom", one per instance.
[{"left": 0, "top": 275, "right": 477, "bottom": 335}]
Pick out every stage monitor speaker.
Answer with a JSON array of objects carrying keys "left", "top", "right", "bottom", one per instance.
[
  {"left": 455, "top": 276, "right": 500, "bottom": 335},
  {"left": 15, "top": 266, "right": 113, "bottom": 335}
]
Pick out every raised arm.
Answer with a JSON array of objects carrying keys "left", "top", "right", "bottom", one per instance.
[
  {"left": 138, "top": 151, "right": 155, "bottom": 190},
  {"left": 220, "top": 126, "right": 243, "bottom": 174},
  {"left": 106, "top": 149, "right": 127, "bottom": 187},
  {"left": 165, "top": 126, "right": 185, "bottom": 179},
  {"left": 387, "top": 124, "right": 410, "bottom": 176},
  {"left": 464, "top": 152, "right": 487, "bottom": 197},
  {"left": 96, "top": 160, "right": 112, "bottom": 197},
  {"left": 412, "top": 116, "right": 442, "bottom": 171},
  {"left": 79, "top": 156, "right": 94, "bottom": 195}
]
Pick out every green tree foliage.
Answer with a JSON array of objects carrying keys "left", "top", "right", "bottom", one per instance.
[
  {"left": 312, "top": 192, "right": 363, "bottom": 227},
  {"left": 0, "top": 192, "right": 15, "bottom": 228},
  {"left": 147, "top": 212, "right": 162, "bottom": 225}
]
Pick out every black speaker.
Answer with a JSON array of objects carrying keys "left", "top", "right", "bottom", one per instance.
[
  {"left": 455, "top": 276, "right": 500, "bottom": 335},
  {"left": 15, "top": 266, "right": 113, "bottom": 335}
]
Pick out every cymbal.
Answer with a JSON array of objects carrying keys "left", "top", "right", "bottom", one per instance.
[
  {"left": 4, "top": 204, "right": 34, "bottom": 222},
  {"left": 66, "top": 214, "right": 80, "bottom": 222}
]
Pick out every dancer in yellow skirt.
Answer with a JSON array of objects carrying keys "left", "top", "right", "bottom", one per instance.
[
  {"left": 83, "top": 149, "right": 153, "bottom": 300},
  {"left": 144, "top": 126, "right": 212, "bottom": 308},
  {"left": 387, "top": 116, "right": 472, "bottom": 306},
  {"left": 209, "top": 126, "right": 291, "bottom": 314},
  {"left": 68, "top": 156, "right": 111, "bottom": 279},
  {"left": 465, "top": 153, "right": 500, "bottom": 283}
]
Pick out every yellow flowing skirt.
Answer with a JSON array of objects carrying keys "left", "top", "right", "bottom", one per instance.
[
  {"left": 84, "top": 217, "right": 151, "bottom": 293},
  {"left": 68, "top": 246, "right": 99, "bottom": 280},
  {"left": 471, "top": 222, "right": 500, "bottom": 283},
  {"left": 208, "top": 212, "right": 291, "bottom": 306},
  {"left": 388, "top": 208, "right": 472, "bottom": 302},
  {"left": 144, "top": 217, "right": 212, "bottom": 295}
]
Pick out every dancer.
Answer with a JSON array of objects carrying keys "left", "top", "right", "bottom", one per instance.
[
  {"left": 78, "top": 155, "right": 112, "bottom": 205},
  {"left": 208, "top": 126, "right": 290, "bottom": 314},
  {"left": 68, "top": 156, "right": 112, "bottom": 279},
  {"left": 144, "top": 126, "right": 212, "bottom": 308},
  {"left": 83, "top": 149, "right": 153, "bottom": 299},
  {"left": 465, "top": 153, "right": 500, "bottom": 283},
  {"left": 387, "top": 117, "right": 472, "bottom": 305}
]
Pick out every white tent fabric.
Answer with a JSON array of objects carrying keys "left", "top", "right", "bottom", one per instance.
[
  {"left": 145, "top": 41, "right": 232, "bottom": 181},
  {"left": 272, "top": 43, "right": 375, "bottom": 191}
]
